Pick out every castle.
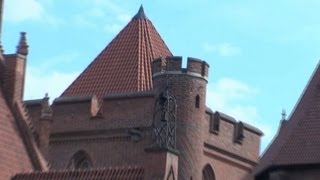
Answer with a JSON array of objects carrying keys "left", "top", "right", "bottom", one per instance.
[{"left": 1, "top": 2, "right": 320, "bottom": 180}]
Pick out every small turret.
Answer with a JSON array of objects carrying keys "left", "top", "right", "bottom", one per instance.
[{"left": 38, "top": 93, "right": 53, "bottom": 156}]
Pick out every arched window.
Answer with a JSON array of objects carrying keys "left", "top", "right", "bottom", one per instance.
[
  {"left": 195, "top": 95, "right": 200, "bottom": 108},
  {"left": 202, "top": 164, "right": 215, "bottom": 180},
  {"left": 68, "top": 150, "right": 92, "bottom": 169}
]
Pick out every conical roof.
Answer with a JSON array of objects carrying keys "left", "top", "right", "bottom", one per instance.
[
  {"left": 255, "top": 62, "right": 320, "bottom": 176},
  {"left": 62, "top": 6, "right": 172, "bottom": 98}
]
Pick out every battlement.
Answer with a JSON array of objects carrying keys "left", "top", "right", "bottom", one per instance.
[
  {"left": 204, "top": 108, "right": 263, "bottom": 164},
  {"left": 152, "top": 56, "right": 209, "bottom": 80}
]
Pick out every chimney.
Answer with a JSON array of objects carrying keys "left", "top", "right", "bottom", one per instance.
[
  {"left": 38, "top": 93, "right": 53, "bottom": 156},
  {"left": 3, "top": 32, "right": 28, "bottom": 105}
]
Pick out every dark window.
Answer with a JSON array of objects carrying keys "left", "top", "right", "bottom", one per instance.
[
  {"left": 68, "top": 150, "right": 92, "bottom": 169},
  {"left": 202, "top": 164, "right": 215, "bottom": 180},
  {"left": 195, "top": 95, "right": 200, "bottom": 108},
  {"left": 211, "top": 112, "right": 220, "bottom": 133},
  {"left": 77, "top": 158, "right": 91, "bottom": 169},
  {"left": 235, "top": 122, "right": 244, "bottom": 144}
]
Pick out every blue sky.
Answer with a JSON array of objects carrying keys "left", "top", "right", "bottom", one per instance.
[{"left": 3, "top": 0, "right": 320, "bottom": 152}]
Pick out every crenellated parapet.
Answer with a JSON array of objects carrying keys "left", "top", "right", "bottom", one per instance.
[
  {"left": 152, "top": 56, "right": 209, "bottom": 81},
  {"left": 204, "top": 108, "right": 263, "bottom": 166}
]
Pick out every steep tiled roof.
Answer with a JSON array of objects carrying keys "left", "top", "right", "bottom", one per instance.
[
  {"left": 255, "top": 62, "right": 320, "bottom": 176},
  {"left": 0, "top": 89, "right": 35, "bottom": 179},
  {"left": 12, "top": 167, "right": 144, "bottom": 180},
  {"left": 62, "top": 6, "right": 172, "bottom": 98}
]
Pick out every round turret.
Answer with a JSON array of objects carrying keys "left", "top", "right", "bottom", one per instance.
[{"left": 152, "top": 56, "right": 209, "bottom": 179}]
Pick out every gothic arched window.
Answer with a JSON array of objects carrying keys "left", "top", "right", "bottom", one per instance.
[
  {"left": 202, "top": 164, "right": 215, "bottom": 180},
  {"left": 68, "top": 150, "right": 92, "bottom": 169}
]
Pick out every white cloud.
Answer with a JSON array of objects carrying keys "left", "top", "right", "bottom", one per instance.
[
  {"left": 90, "top": 0, "right": 125, "bottom": 14},
  {"left": 4, "top": 0, "right": 62, "bottom": 26},
  {"left": 207, "top": 78, "right": 257, "bottom": 109},
  {"left": 24, "top": 67, "right": 79, "bottom": 101},
  {"left": 77, "top": 0, "right": 131, "bottom": 33},
  {"left": 73, "top": 15, "right": 97, "bottom": 29},
  {"left": 104, "top": 24, "right": 122, "bottom": 34},
  {"left": 88, "top": 8, "right": 105, "bottom": 18},
  {"left": 206, "top": 78, "right": 273, "bottom": 151},
  {"left": 32, "top": 51, "right": 81, "bottom": 71},
  {"left": 117, "top": 14, "right": 131, "bottom": 23},
  {"left": 5, "top": 0, "right": 44, "bottom": 22},
  {"left": 203, "top": 42, "right": 241, "bottom": 57},
  {"left": 24, "top": 52, "right": 82, "bottom": 100}
]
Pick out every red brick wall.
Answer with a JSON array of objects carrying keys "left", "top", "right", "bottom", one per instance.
[
  {"left": 203, "top": 150, "right": 254, "bottom": 180},
  {"left": 48, "top": 95, "right": 155, "bottom": 170},
  {"left": 48, "top": 129, "right": 151, "bottom": 169},
  {"left": 3, "top": 54, "right": 26, "bottom": 105},
  {"left": 51, "top": 96, "right": 154, "bottom": 133},
  {"left": 204, "top": 113, "right": 261, "bottom": 163}
]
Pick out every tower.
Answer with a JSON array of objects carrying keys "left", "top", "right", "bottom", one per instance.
[{"left": 152, "top": 56, "right": 209, "bottom": 179}]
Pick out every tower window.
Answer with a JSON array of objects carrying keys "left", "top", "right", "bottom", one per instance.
[
  {"left": 195, "top": 95, "right": 200, "bottom": 108},
  {"left": 210, "top": 112, "right": 220, "bottom": 134}
]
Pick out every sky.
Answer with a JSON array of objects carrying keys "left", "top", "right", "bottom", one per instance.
[{"left": 3, "top": 0, "right": 320, "bottom": 153}]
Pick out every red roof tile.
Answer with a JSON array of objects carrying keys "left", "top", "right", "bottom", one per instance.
[
  {"left": 61, "top": 6, "right": 172, "bottom": 98},
  {"left": 12, "top": 167, "right": 144, "bottom": 180},
  {"left": 0, "top": 89, "right": 33, "bottom": 179},
  {"left": 255, "top": 62, "right": 320, "bottom": 176}
]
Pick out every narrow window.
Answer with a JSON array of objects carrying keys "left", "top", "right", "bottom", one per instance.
[
  {"left": 235, "top": 122, "right": 244, "bottom": 144},
  {"left": 195, "top": 95, "right": 200, "bottom": 108},
  {"left": 210, "top": 112, "right": 220, "bottom": 134}
]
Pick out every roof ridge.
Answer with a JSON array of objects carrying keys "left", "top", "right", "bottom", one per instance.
[
  {"left": 255, "top": 61, "right": 320, "bottom": 177},
  {"left": 287, "top": 61, "right": 320, "bottom": 121},
  {"left": 143, "top": 20, "right": 154, "bottom": 90}
]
